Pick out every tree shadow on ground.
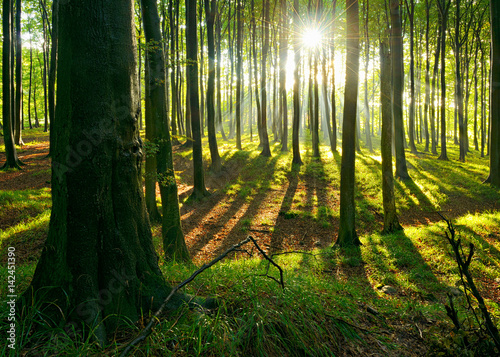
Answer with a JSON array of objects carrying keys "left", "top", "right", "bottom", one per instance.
[
  {"left": 188, "top": 151, "right": 283, "bottom": 261},
  {"left": 364, "top": 230, "right": 448, "bottom": 301}
]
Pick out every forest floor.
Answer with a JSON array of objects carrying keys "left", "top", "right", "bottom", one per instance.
[{"left": 1, "top": 128, "right": 500, "bottom": 356}]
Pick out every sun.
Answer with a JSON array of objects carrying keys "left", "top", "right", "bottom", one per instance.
[{"left": 302, "top": 28, "right": 322, "bottom": 49}]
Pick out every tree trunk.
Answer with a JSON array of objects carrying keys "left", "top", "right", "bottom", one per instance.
[
  {"left": 260, "top": 0, "right": 272, "bottom": 157},
  {"left": 186, "top": 0, "right": 209, "bottom": 199},
  {"left": 363, "top": 0, "right": 372, "bottom": 152},
  {"left": 205, "top": 0, "right": 222, "bottom": 172},
  {"left": 330, "top": 0, "right": 338, "bottom": 153},
  {"left": 423, "top": 0, "right": 431, "bottom": 152},
  {"left": 438, "top": 0, "right": 450, "bottom": 161},
  {"left": 47, "top": 0, "right": 59, "bottom": 155},
  {"left": 2, "top": 0, "right": 21, "bottom": 169},
  {"left": 336, "top": 0, "right": 361, "bottom": 247},
  {"left": 292, "top": 0, "right": 302, "bottom": 165},
  {"left": 487, "top": 0, "right": 500, "bottom": 186},
  {"left": 235, "top": 0, "right": 243, "bottom": 150},
  {"left": 455, "top": 0, "right": 466, "bottom": 162},
  {"left": 406, "top": 0, "right": 417, "bottom": 154},
  {"left": 380, "top": 40, "right": 403, "bottom": 234},
  {"left": 390, "top": 0, "right": 410, "bottom": 179},
  {"left": 279, "top": 0, "right": 288, "bottom": 152},
  {"left": 14, "top": 0, "right": 23, "bottom": 145},
  {"left": 142, "top": 0, "right": 189, "bottom": 261},
  {"left": 23, "top": 0, "right": 187, "bottom": 342}
]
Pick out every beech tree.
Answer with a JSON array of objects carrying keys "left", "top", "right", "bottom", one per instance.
[
  {"left": 205, "top": 0, "right": 222, "bottom": 172},
  {"left": 336, "top": 0, "right": 361, "bottom": 247},
  {"left": 2, "top": 0, "right": 22, "bottom": 169},
  {"left": 22, "top": 0, "right": 182, "bottom": 343},
  {"left": 380, "top": 39, "right": 403, "bottom": 234},
  {"left": 487, "top": 0, "right": 500, "bottom": 186},
  {"left": 142, "top": 0, "right": 189, "bottom": 261},
  {"left": 186, "top": 0, "right": 209, "bottom": 199},
  {"left": 292, "top": 0, "right": 302, "bottom": 166},
  {"left": 390, "top": 0, "right": 410, "bottom": 180}
]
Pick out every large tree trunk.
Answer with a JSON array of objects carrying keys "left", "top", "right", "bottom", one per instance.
[
  {"left": 186, "top": 0, "right": 209, "bottom": 199},
  {"left": 23, "top": 0, "right": 184, "bottom": 342},
  {"left": 205, "top": 0, "right": 222, "bottom": 172},
  {"left": 487, "top": 0, "right": 500, "bottom": 186},
  {"left": 390, "top": 0, "right": 410, "bottom": 179},
  {"left": 336, "top": 0, "right": 360, "bottom": 247},
  {"left": 380, "top": 40, "right": 402, "bottom": 234},
  {"left": 2, "top": 0, "right": 21, "bottom": 169}
]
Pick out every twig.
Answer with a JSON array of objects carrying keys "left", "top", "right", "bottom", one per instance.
[{"left": 119, "top": 236, "right": 284, "bottom": 357}]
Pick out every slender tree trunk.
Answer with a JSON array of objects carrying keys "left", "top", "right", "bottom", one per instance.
[
  {"left": 28, "top": 23, "right": 33, "bottom": 130},
  {"left": 279, "top": 0, "right": 288, "bottom": 152},
  {"left": 336, "top": 0, "right": 361, "bottom": 247},
  {"left": 380, "top": 40, "right": 402, "bottom": 234},
  {"left": 144, "top": 53, "right": 162, "bottom": 223},
  {"left": 186, "top": 0, "right": 209, "bottom": 199},
  {"left": 330, "top": 0, "right": 338, "bottom": 153},
  {"left": 363, "top": 0, "right": 372, "bottom": 152},
  {"left": 235, "top": 0, "right": 243, "bottom": 150},
  {"left": 205, "top": 0, "right": 221, "bottom": 172},
  {"left": 406, "top": 0, "right": 417, "bottom": 154},
  {"left": 47, "top": 0, "right": 59, "bottom": 154},
  {"left": 142, "top": 0, "right": 189, "bottom": 260},
  {"left": 487, "top": 0, "right": 500, "bottom": 186},
  {"left": 438, "top": 0, "right": 450, "bottom": 161},
  {"left": 292, "top": 0, "right": 302, "bottom": 165},
  {"left": 2, "top": 0, "right": 21, "bottom": 169},
  {"left": 14, "top": 0, "right": 23, "bottom": 145},
  {"left": 455, "top": 0, "right": 466, "bottom": 162},
  {"left": 390, "top": 0, "right": 410, "bottom": 179},
  {"left": 260, "top": 0, "right": 271, "bottom": 157},
  {"left": 424, "top": 0, "right": 431, "bottom": 152}
]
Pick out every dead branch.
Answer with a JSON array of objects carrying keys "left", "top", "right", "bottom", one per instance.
[
  {"left": 439, "top": 213, "right": 500, "bottom": 353},
  {"left": 119, "top": 235, "right": 284, "bottom": 357}
]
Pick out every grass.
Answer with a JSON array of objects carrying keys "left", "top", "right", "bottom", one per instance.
[{"left": 1, "top": 130, "right": 500, "bottom": 356}]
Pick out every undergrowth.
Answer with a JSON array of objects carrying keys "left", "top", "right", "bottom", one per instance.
[{"left": 1, "top": 131, "right": 499, "bottom": 356}]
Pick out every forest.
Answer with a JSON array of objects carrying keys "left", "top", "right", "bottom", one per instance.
[{"left": 1, "top": 0, "right": 500, "bottom": 355}]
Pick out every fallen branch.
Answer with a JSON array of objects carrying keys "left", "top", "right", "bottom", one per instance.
[
  {"left": 439, "top": 213, "right": 500, "bottom": 353},
  {"left": 119, "top": 235, "right": 284, "bottom": 357}
]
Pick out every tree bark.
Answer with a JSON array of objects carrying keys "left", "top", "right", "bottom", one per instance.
[
  {"left": 292, "top": 0, "right": 302, "bottom": 165},
  {"left": 2, "top": 0, "right": 21, "bottom": 169},
  {"left": 336, "top": 0, "right": 360, "bottom": 247},
  {"left": 487, "top": 0, "right": 500, "bottom": 186},
  {"left": 205, "top": 0, "right": 222, "bottom": 172},
  {"left": 14, "top": 0, "right": 23, "bottom": 145},
  {"left": 23, "top": 0, "right": 184, "bottom": 342},
  {"left": 186, "top": 0, "right": 209, "bottom": 198},
  {"left": 390, "top": 0, "right": 410, "bottom": 179},
  {"left": 142, "top": 0, "right": 189, "bottom": 261},
  {"left": 380, "top": 40, "right": 403, "bottom": 234},
  {"left": 260, "top": 0, "right": 272, "bottom": 157}
]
